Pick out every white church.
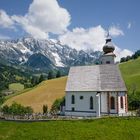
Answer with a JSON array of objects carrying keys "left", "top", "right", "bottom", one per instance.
[{"left": 65, "top": 35, "right": 128, "bottom": 117}]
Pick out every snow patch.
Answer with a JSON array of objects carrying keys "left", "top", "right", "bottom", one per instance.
[{"left": 52, "top": 52, "right": 65, "bottom": 67}]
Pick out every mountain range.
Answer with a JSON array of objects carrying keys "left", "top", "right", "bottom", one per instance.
[{"left": 0, "top": 37, "right": 101, "bottom": 72}]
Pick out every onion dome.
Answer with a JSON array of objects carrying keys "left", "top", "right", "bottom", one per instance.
[{"left": 103, "top": 35, "right": 115, "bottom": 54}]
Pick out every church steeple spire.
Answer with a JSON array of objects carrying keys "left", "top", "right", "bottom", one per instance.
[
  {"left": 100, "top": 33, "right": 116, "bottom": 64},
  {"left": 103, "top": 32, "right": 115, "bottom": 54},
  {"left": 106, "top": 31, "right": 111, "bottom": 43}
]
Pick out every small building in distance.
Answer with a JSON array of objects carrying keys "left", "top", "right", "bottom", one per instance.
[{"left": 65, "top": 35, "right": 128, "bottom": 117}]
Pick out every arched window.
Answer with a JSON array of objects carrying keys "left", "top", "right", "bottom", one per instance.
[
  {"left": 71, "top": 95, "right": 75, "bottom": 104},
  {"left": 120, "top": 96, "right": 123, "bottom": 109},
  {"left": 90, "top": 96, "right": 93, "bottom": 109},
  {"left": 110, "top": 96, "right": 115, "bottom": 109}
]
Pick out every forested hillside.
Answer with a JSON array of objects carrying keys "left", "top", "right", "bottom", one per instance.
[{"left": 0, "top": 63, "right": 32, "bottom": 91}]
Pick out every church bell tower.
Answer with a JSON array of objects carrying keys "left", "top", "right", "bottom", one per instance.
[{"left": 100, "top": 34, "right": 116, "bottom": 64}]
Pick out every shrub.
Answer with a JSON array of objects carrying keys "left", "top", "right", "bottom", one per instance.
[
  {"left": 1, "top": 105, "right": 9, "bottom": 114},
  {"left": 43, "top": 104, "right": 48, "bottom": 114},
  {"left": 1, "top": 102, "right": 33, "bottom": 115},
  {"left": 50, "top": 97, "right": 65, "bottom": 115}
]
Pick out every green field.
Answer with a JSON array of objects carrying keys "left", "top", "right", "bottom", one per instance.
[
  {"left": 9, "top": 83, "right": 24, "bottom": 92},
  {"left": 0, "top": 117, "right": 140, "bottom": 140},
  {"left": 119, "top": 57, "right": 140, "bottom": 94}
]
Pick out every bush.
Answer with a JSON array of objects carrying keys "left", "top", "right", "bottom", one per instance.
[
  {"left": 1, "top": 102, "right": 33, "bottom": 115},
  {"left": 43, "top": 104, "right": 48, "bottom": 114},
  {"left": 50, "top": 97, "right": 65, "bottom": 115},
  {"left": 1, "top": 105, "right": 9, "bottom": 114}
]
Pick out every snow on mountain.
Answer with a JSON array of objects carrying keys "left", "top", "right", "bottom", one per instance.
[
  {"left": 0, "top": 37, "right": 101, "bottom": 69},
  {"left": 52, "top": 52, "right": 65, "bottom": 67}
]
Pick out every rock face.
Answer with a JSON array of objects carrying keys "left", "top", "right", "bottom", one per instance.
[{"left": 0, "top": 37, "right": 101, "bottom": 70}]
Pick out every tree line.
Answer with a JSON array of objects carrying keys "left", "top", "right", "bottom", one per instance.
[
  {"left": 31, "top": 70, "right": 62, "bottom": 86},
  {"left": 120, "top": 50, "right": 140, "bottom": 63}
]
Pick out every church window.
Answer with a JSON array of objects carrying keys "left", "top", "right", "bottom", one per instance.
[
  {"left": 90, "top": 96, "right": 94, "bottom": 109},
  {"left": 71, "top": 95, "right": 75, "bottom": 104},
  {"left": 80, "top": 96, "right": 83, "bottom": 99},
  {"left": 110, "top": 96, "right": 115, "bottom": 109},
  {"left": 72, "top": 107, "right": 75, "bottom": 111},
  {"left": 120, "top": 96, "right": 124, "bottom": 109}
]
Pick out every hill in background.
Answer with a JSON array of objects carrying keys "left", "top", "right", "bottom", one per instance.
[{"left": 5, "top": 77, "right": 67, "bottom": 112}]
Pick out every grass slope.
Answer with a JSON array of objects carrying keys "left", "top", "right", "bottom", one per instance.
[
  {"left": 5, "top": 77, "right": 67, "bottom": 112},
  {"left": 0, "top": 117, "right": 140, "bottom": 140},
  {"left": 9, "top": 83, "right": 24, "bottom": 92},
  {"left": 119, "top": 57, "right": 140, "bottom": 94}
]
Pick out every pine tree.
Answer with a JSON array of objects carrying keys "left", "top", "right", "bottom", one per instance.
[
  {"left": 48, "top": 71, "right": 53, "bottom": 80},
  {"left": 31, "top": 76, "right": 39, "bottom": 86},
  {"left": 39, "top": 74, "right": 44, "bottom": 83},
  {"left": 56, "top": 71, "right": 61, "bottom": 78}
]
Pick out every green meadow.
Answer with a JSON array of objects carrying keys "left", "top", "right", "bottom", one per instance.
[
  {"left": 0, "top": 117, "right": 140, "bottom": 140},
  {"left": 9, "top": 83, "right": 24, "bottom": 92},
  {"left": 119, "top": 57, "right": 140, "bottom": 94}
]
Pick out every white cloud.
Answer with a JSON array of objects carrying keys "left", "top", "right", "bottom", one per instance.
[
  {"left": 115, "top": 47, "right": 133, "bottom": 62},
  {"left": 59, "top": 25, "right": 133, "bottom": 61},
  {"left": 127, "top": 22, "right": 131, "bottom": 29},
  {"left": 59, "top": 25, "right": 106, "bottom": 51},
  {"left": 109, "top": 26, "right": 124, "bottom": 37},
  {"left": 0, "top": 10, "right": 14, "bottom": 28},
  {"left": 12, "top": 0, "right": 71, "bottom": 39}
]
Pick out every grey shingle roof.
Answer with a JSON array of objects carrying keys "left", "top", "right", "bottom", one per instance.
[{"left": 66, "top": 64, "right": 127, "bottom": 92}]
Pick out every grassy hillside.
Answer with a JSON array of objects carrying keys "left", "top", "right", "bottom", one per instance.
[
  {"left": 119, "top": 57, "right": 140, "bottom": 94},
  {"left": 9, "top": 83, "right": 24, "bottom": 92},
  {"left": 5, "top": 77, "right": 67, "bottom": 112},
  {"left": 0, "top": 117, "right": 140, "bottom": 140}
]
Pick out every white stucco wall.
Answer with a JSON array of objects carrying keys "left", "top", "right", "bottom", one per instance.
[
  {"left": 65, "top": 91, "right": 97, "bottom": 116},
  {"left": 101, "top": 55, "right": 115, "bottom": 64},
  {"left": 100, "top": 92, "right": 108, "bottom": 113},
  {"left": 65, "top": 91, "right": 127, "bottom": 117}
]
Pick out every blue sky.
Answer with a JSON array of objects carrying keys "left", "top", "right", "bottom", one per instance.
[
  {"left": 0, "top": 0, "right": 139, "bottom": 59},
  {"left": 59, "top": 0, "right": 140, "bottom": 52}
]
